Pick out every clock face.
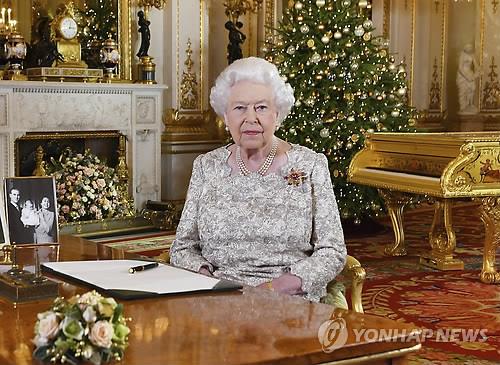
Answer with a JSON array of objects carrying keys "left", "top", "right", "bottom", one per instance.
[{"left": 59, "top": 17, "right": 78, "bottom": 40}]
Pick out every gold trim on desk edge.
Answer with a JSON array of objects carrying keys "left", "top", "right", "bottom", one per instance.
[{"left": 319, "top": 343, "right": 422, "bottom": 365}]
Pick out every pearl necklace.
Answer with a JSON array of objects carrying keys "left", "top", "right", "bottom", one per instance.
[{"left": 236, "top": 138, "right": 278, "bottom": 176}]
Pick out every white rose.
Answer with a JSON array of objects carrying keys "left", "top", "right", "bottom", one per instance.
[
  {"left": 83, "top": 306, "right": 97, "bottom": 323},
  {"left": 89, "top": 320, "right": 114, "bottom": 348},
  {"left": 36, "top": 311, "right": 59, "bottom": 341},
  {"left": 78, "top": 291, "right": 101, "bottom": 307}
]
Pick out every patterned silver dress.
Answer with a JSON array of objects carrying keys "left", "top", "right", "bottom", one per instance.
[{"left": 170, "top": 144, "right": 347, "bottom": 302}]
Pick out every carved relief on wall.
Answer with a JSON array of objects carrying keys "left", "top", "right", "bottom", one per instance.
[
  {"left": 429, "top": 57, "right": 441, "bottom": 110},
  {"left": 180, "top": 39, "right": 199, "bottom": 110},
  {"left": 0, "top": 134, "right": 8, "bottom": 177},
  {"left": 14, "top": 90, "right": 131, "bottom": 131},
  {"left": 0, "top": 95, "right": 7, "bottom": 127},
  {"left": 482, "top": 57, "right": 500, "bottom": 110},
  {"left": 136, "top": 96, "right": 156, "bottom": 124}
]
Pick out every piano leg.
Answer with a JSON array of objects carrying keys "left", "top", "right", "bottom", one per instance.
[
  {"left": 479, "top": 197, "right": 500, "bottom": 284},
  {"left": 420, "top": 199, "right": 464, "bottom": 271},
  {"left": 378, "top": 190, "right": 411, "bottom": 256}
]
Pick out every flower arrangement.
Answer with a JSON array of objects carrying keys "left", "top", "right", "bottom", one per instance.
[
  {"left": 49, "top": 148, "right": 134, "bottom": 223},
  {"left": 33, "top": 291, "right": 130, "bottom": 365}
]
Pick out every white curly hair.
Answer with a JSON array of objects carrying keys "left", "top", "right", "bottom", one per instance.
[{"left": 210, "top": 57, "right": 295, "bottom": 127}]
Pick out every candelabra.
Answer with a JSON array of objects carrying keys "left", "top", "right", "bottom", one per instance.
[{"left": 223, "top": 0, "right": 263, "bottom": 24}]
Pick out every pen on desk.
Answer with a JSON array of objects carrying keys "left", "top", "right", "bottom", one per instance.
[{"left": 129, "top": 262, "right": 159, "bottom": 274}]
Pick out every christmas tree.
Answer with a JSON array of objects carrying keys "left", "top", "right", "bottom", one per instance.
[
  {"left": 79, "top": 0, "right": 118, "bottom": 47},
  {"left": 266, "top": 0, "right": 417, "bottom": 224}
]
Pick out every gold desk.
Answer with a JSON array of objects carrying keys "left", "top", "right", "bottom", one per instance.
[
  {"left": 348, "top": 132, "right": 500, "bottom": 282},
  {"left": 0, "top": 235, "right": 421, "bottom": 365}
]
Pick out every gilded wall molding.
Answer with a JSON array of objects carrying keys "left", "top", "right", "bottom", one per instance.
[
  {"left": 180, "top": 39, "right": 199, "bottom": 110},
  {"left": 482, "top": 57, "right": 500, "bottom": 110},
  {"left": 429, "top": 57, "right": 441, "bottom": 111}
]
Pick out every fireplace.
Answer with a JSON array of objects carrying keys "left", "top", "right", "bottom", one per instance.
[{"left": 0, "top": 80, "right": 166, "bottom": 211}]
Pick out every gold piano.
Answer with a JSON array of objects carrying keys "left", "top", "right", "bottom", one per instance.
[{"left": 348, "top": 132, "right": 500, "bottom": 284}]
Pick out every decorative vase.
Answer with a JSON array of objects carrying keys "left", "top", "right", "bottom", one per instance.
[{"left": 100, "top": 38, "right": 120, "bottom": 82}]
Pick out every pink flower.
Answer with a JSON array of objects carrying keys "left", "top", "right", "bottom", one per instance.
[
  {"left": 34, "top": 311, "right": 59, "bottom": 346},
  {"left": 89, "top": 320, "right": 114, "bottom": 348},
  {"left": 96, "top": 179, "right": 106, "bottom": 188}
]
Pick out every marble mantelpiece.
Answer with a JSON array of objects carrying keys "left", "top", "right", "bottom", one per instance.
[{"left": 0, "top": 80, "right": 167, "bottom": 211}]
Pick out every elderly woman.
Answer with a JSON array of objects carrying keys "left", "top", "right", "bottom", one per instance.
[{"left": 170, "top": 57, "right": 347, "bottom": 304}]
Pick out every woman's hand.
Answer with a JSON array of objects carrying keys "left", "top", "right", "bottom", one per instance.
[
  {"left": 258, "top": 273, "right": 303, "bottom": 296},
  {"left": 198, "top": 266, "right": 213, "bottom": 277}
]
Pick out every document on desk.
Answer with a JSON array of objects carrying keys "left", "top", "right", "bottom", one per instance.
[{"left": 42, "top": 260, "right": 242, "bottom": 299}]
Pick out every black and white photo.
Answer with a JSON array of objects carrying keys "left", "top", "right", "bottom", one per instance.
[{"left": 4, "top": 177, "right": 58, "bottom": 245}]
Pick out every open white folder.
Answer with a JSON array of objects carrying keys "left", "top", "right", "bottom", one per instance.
[{"left": 42, "top": 260, "right": 241, "bottom": 299}]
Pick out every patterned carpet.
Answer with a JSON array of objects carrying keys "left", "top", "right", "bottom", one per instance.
[{"left": 346, "top": 202, "right": 500, "bottom": 364}]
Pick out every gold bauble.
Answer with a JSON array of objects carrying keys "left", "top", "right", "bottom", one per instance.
[
  {"left": 363, "top": 32, "right": 371, "bottom": 41},
  {"left": 351, "top": 133, "right": 359, "bottom": 142},
  {"left": 307, "top": 39, "right": 315, "bottom": 48}
]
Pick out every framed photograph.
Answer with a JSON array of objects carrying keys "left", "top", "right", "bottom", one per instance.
[
  {"left": 4, "top": 177, "right": 59, "bottom": 245},
  {"left": 0, "top": 187, "right": 6, "bottom": 246}
]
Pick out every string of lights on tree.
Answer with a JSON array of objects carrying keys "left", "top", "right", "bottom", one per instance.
[
  {"left": 265, "top": 0, "right": 418, "bottom": 224},
  {"left": 78, "top": 0, "right": 118, "bottom": 48}
]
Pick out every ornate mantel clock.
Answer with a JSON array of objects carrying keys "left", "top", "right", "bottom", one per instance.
[{"left": 51, "top": 2, "right": 87, "bottom": 68}]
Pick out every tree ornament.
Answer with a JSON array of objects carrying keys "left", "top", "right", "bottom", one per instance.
[
  {"left": 311, "top": 53, "right": 321, "bottom": 63},
  {"left": 391, "top": 110, "right": 400, "bottom": 117},
  {"left": 289, "top": 127, "right": 296, "bottom": 134},
  {"left": 294, "top": 100, "right": 301, "bottom": 107},
  {"left": 307, "top": 39, "right": 315, "bottom": 47},
  {"left": 408, "top": 118, "right": 416, "bottom": 126},
  {"left": 397, "top": 87, "right": 407, "bottom": 96},
  {"left": 351, "top": 133, "right": 359, "bottom": 142},
  {"left": 363, "top": 19, "right": 373, "bottom": 29},
  {"left": 318, "top": 24, "right": 325, "bottom": 30},
  {"left": 346, "top": 142, "right": 353, "bottom": 149},
  {"left": 358, "top": 0, "right": 368, "bottom": 8},
  {"left": 300, "top": 24, "right": 310, "bottom": 33},
  {"left": 328, "top": 59, "right": 338, "bottom": 68},
  {"left": 334, "top": 31, "right": 342, "bottom": 39},
  {"left": 354, "top": 26, "right": 365, "bottom": 37},
  {"left": 316, "top": 0, "right": 326, "bottom": 7},
  {"left": 362, "top": 32, "right": 371, "bottom": 41},
  {"left": 342, "top": 0, "right": 352, "bottom": 7},
  {"left": 369, "top": 115, "right": 379, "bottom": 123},
  {"left": 295, "top": 1, "right": 304, "bottom": 10},
  {"left": 320, "top": 128, "right": 330, "bottom": 138},
  {"left": 388, "top": 63, "right": 396, "bottom": 72},
  {"left": 287, "top": 45, "right": 296, "bottom": 55},
  {"left": 347, "top": 115, "right": 355, "bottom": 122},
  {"left": 343, "top": 27, "right": 350, "bottom": 34},
  {"left": 345, "top": 42, "right": 352, "bottom": 48},
  {"left": 321, "top": 35, "right": 330, "bottom": 44}
]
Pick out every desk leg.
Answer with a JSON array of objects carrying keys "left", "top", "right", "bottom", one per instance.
[
  {"left": 379, "top": 190, "right": 410, "bottom": 256},
  {"left": 420, "top": 199, "right": 464, "bottom": 270},
  {"left": 479, "top": 197, "right": 500, "bottom": 284}
]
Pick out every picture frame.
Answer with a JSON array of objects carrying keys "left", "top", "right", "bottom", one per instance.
[
  {"left": 4, "top": 176, "right": 59, "bottom": 245},
  {"left": 0, "top": 186, "right": 7, "bottom": 246}
]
